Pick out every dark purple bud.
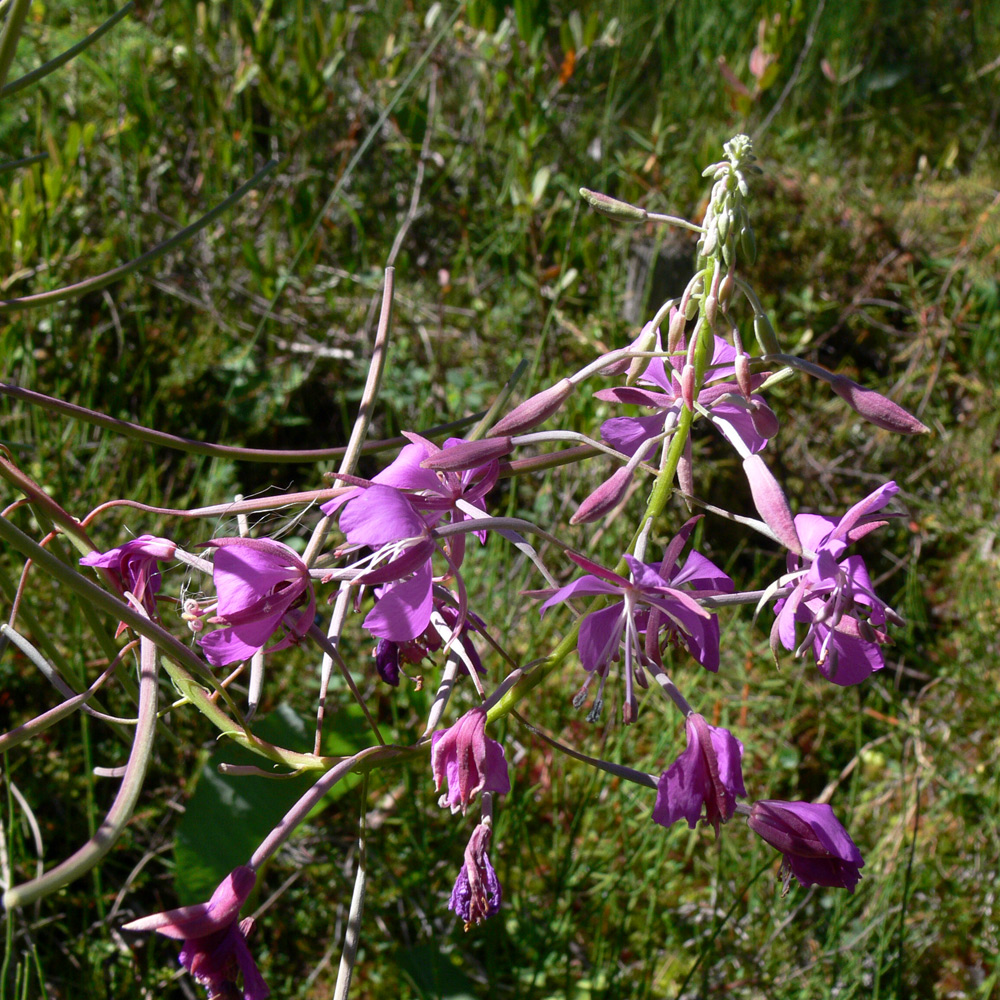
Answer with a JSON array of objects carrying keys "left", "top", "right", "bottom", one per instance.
[
  {"left": 489, "top": 379, "right": 574, "bottom": 435},
  {"left": 421, "top": 437, "right": 513, "bottom": 471},
  {"left": 374, "top": 639, "right": 402, "bottom": 686}
]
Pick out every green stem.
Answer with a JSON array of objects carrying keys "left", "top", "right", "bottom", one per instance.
[{"left": 0, "top": 0, "right": 31, "bottom": 94}]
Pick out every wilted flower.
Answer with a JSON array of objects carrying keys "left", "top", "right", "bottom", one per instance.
[
  {"left": 198, "top": 537, "right": 315, "bottom": 667},
  {"left": 449, "top": 820, "right": 502, "bottom": 930},
  {"left": 80, "top": 534, "right": 176, "bottom": 618},
  {"left": 123, "top": 866, "right": 269, "bottom": 1000},
  {"left": 772, "top": 482, "right": 900, "bottom": 685},
  {"left": 652, "top": 713, "right": 746, "bottom": 836},
  {"left": 747, "top": 800, "right": 864, "bottom": 893},
  {"left": 431, "top": 707, "right": 510, "bottom": 814}
]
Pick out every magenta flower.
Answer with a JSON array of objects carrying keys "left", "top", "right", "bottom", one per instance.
[
  {"left": 337, "top": 484, "right": 438, "bottom": 642},
  {"left": 122, "top": 866, "right": 269, "bottom": 1000},
  {"left": 431, "top": 707, "right": 510, "bottom": 814},
  {"left": 747, "top": 800, "right": 864, "bottom": 893},
  {"left": 198, "top": 537, "right": 315, "bottom": 667},
  {"left": 534, "top": 518, "right": 732, "bottom": 721},
  {"left": 652, "top": 713, "right": 746, "bottom": 836},
  {"left": 374, "top": 604, "right": 486, "bottom": 686},
  {"left": 80, "top": 534, "right": 176, "bottom": 617},
  {"left": 596, "top": 331, "right": 777, "bottom": 460},
  {"left": 772, "top": 482, "right": 900, "bottom": 685},
  {"left": 449, "top": 821, "right": 502, "bottom": 929}
]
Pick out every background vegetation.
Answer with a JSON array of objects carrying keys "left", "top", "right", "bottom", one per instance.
[{"left": 1, "top": 0, "right": 999, "bottom": 997}]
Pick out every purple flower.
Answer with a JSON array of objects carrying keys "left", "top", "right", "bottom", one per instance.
[
  {"left": 449, "top": 821, "right": 502, "bottom": 929},
  {"left": 534, "top": 518, "right": 732, "bottom": 721},
  {"left": 431, "top": 707, "right": 510, "bottom": 814},
  {"left": 122, "top": 866, "right": 269, "bottom": 1000},
  {"left": 652, "top": 713, "right": 746, "bottom": 836},
  {"left": 198, "top": 537, "right": 315, "bottom": 667},
  {"left": 338, "top": 484, "right": 437, "bottom": 642},
  {"left": 80, "top": 534, "right": 176, "bottom": 617},
  {"left": 772, "top": 482, "right": 900, "bottom": 685},
  {"left": 748, "top": 800, "right": 864, "bottom": 893},
  {"left": 596, "top": 331, "right": 776, "bottom": 461}
]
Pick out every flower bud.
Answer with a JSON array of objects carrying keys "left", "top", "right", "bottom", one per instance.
[
  {"left": 570, "top": 466, "right": 633, "bottom": 524},
  {"left": 753, "top": 312, "right": 780, "bottom": 354},
  {"left": 749, "top": 398, "right": 780, "bottom": 439},
  {"left": 489, "top": 379, "right": 574, "bottom": 435},
  {"left": 579, "top": 187, "right": 647, "bottom": 224},
  {"left": 667, "top": 306, "right": 687, "bottom": 354},
  {"left": 742, "top": 455, "right": 802, "bottom": 554},
  {"left": 829, "top": 376, "right": 929, "bottom": 435},
  {"left": 421, "top": 437, "right": 513, "bottom": 471},
  {"left": 740, "top": 225, "right": 757, "bottom": 264},
  {"left": 625, "top": 320, "right": 660, "bottom": 386}
]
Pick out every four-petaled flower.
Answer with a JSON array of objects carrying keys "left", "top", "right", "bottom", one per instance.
[
  {"left": 652, "top": 713, "right": 746, "bottom": 836},
  {"left": 772, "top": 482, "right": 900, "bottom": 685},
  {"left": 449, "top": 820, "right": 502, "bottom": 930},
  {"left": 80, "top": 534, "right": 176, "bottom": 619},
  {"left": 534, "top": 518, "right": 732, "bottom": 722},
  {"left": 198, "top": 537, "right": 315, "bottom": 667},
  {"left": 747, "top": 799, "right": 864, "bottom": 893},
  {"left": 122, "top": 866, "right": 269, "bottom": 1000},
  {"left": 431, "top": 707, "right": 510, "bottom": 814}
]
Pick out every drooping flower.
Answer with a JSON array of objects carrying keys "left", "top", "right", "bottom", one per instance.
[
  {"left": 596, "top": 330, "right": 777, "bottom": 462},
  {"left": 431, "top": 707, "right": 510, "bottom": 815},
  {"left": 652, "top": 713, "right": 746, "bottom": 836},
  {"left": 449, "top": 820, "right": 502, "bottom": 929},
  {"left": 122, "top": 866, "right": 269, "bottom": 1000},
  {"left": 747, "top": 800, "right": 864, "bottom": 893},
  {"left": 80, "top": 534, "right": 176, "bottom": 618},
  {"left": 197, "top": 537, "right": 315, "bottom": 667},
  {"left": 533, "top": 518, "right": 732, "bottom": 722},
  {"left": 771, "top": 482, "right": 900, "bottom": 685}
]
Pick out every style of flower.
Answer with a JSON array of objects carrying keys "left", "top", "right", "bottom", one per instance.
[
  {"left": 595, "top": 329, "right": 777, "bottom": 461},
  {"left": 122, "top": 866, "right": 269, "bottom": 1000},
  {"left": 431, "top": 707, "right": 510, "bottom": 815},
  {"left": 747, "top": 800, "right": 864, "bottom": 893},
  {"left": 197, "top": 537, "right": 315, "bottom": 667},
  {"left": 534, "top": 518, "right": 733, "bottom": 722},
  {"left": 771, "top": 481, "right": 900, "bottom": 685},
  {"left": 449, "top": 821, "right": 502, "bottom": 930},
  {"left": 652, "top": 713, "right": 746, "bottom": 836},
  {"left": 80, "top": 534, "right": 176, "bottom": 618}
]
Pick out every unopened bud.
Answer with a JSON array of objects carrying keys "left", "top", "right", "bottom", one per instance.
[
  {"left": 829, "top": 376, "right": 929, "bottom": 435},
  {"left": 740, "top": 225, "right": 757, "bottom": 264},
  {"left": 718, "top": 270, "right": 735, "bottom": 307},
  {"left": 579, "top": 188, "right": 647, "bottom": 224},
  {"left": 734, "top": 350, "right": 753, "bottom": 399},
  {"left": 742, "top": 455, "right": 801, "bottom": 554},
  {"left": 626, "top": 321, "right": 660, "bottom": 385},
  {"left": 422, "top": 437, "right": 513, "bottom": 471},
  {"left": 679, "top": 363, "right": 696, "bottom": 411},
  {"left": 489, "top": 379, "right": 574, "bottom": 435},
  {"left": 749, "top": 399, "right": 780, "bottom": 440},
  {"left": 753, "top": 312, "right": 780, "bottom": 354},
  {"left": 570, "top": 466, "right": 633, "bottom": 524},
  {"left": 667, "top": 307, "right": 687, "bottom": 354}
]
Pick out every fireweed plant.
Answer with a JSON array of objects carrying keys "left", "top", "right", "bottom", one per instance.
[{"left": 0, "top": 136, "right": 928, "bottom": 999}]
